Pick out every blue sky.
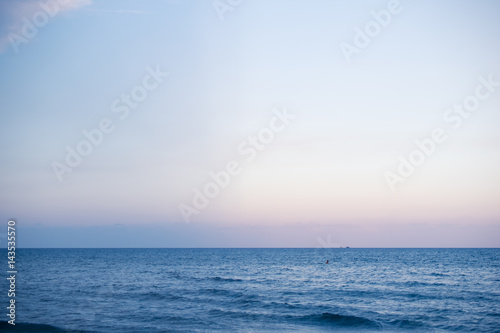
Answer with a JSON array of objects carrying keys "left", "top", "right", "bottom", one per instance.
[{"left": 0, "top": 0, "right": 499, "bottom": 247}]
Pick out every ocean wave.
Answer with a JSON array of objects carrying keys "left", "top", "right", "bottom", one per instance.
[
  {"left": 389, "top": 318, "right": 425, "bottom": 329},
  {"left": 205, "top": 309, "right": 382, "bottom": 329},
  {"left": 0, "top": 321, "right": 93, "bottom": 332},
  {"left": 131, "top": 291, "right": 184, "bottom": 302},
  {"left": 209, "top": 276, "right": 243, "bottom": 282},
  {"left": 197, "top": 288, "right": 253, "bottom": 301},
  {"left": 297, "top": 312, "right": 383, "bottom": 328},
  {"left": 402, "top": 280, "right": 447, "bottom": 287}
]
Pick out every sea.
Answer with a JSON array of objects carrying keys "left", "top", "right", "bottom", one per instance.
[{"left": 0, "top": 248, "right": 498, "bottom": 332}]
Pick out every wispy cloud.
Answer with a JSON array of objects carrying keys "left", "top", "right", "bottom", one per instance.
[
  {"left": 0, "top": 0, "right": 92, "bottom": 53},
  {"left": 83, "top": 8, "right": 146, "bottom": 15}
]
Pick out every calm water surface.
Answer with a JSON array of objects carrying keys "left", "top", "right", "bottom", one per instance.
[{"left": 0, "top": 248, "right": 499, "bottom": 332}]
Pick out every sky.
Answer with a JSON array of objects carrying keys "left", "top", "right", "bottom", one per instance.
[{"left": 0, "top": 0, "right": 499, "bottom": 248}]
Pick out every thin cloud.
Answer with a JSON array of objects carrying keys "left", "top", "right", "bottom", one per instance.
[
  {"left": 83, "top": 8, "right": 146, "bottom": 14},
  {"left": 0, "top": 0, "right": 92, "bottom": 54}
]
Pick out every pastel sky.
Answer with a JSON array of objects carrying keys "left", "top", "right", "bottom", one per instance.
[{"left": 0, "top": 0, "right": 499, "bottom": 247}]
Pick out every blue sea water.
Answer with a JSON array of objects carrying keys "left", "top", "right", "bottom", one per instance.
[{"left": 0, "top": 248, "right": 499, "bottom": 332}]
